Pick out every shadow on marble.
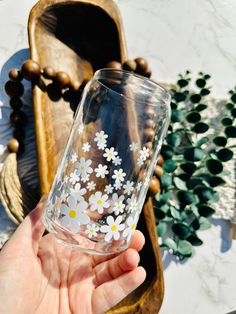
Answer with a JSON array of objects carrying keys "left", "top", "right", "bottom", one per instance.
[{"left": 210, "top": 218, "right": 232, "bottom": 253}]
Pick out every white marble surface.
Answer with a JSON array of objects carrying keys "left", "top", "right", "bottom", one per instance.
[{"left": 0, "top": 1, "right": 236, "bottom": 313}]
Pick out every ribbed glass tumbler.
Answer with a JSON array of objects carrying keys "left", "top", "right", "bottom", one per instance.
[{"left": 43, "top": 69, "right": 171, "bottom": 255}]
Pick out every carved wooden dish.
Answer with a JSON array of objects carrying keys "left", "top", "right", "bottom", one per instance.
[{"left": 28, "top": 0, "right": 164, "bottom": 312}]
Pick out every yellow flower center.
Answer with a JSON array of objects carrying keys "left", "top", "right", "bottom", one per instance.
[
  {"left": 99, "top": 135, "right": 103, "bottom": 140},
  {"left": 81, "top": 165, "right": 85, "bottom": 170},
  {"left": 131, "top": 223, "right": 135, "bottom": 230},
  {"left": 90, "top": 228, "right": 94, "bottom": 233},
  {"left": 97, "top": 199, "right": 103, "bottom": 205},
  {"left": 117, "top": 204, "right": 121, "bottom": 209},
  {"left": 109, "top": 152, "right": 113, "bottom": 156},
  {"left": 69, "top": 210, "right": 77, "bottom": 218},
  {"left": 111, "top": 225, "right": 117, "bottom": 231}
]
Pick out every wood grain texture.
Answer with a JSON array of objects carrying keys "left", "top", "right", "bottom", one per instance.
[{"left": 28, "top": 1, "right": 164, "bottom": 312}]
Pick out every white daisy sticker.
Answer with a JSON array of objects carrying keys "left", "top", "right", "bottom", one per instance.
[
  {"left": 81, "top": 174, "right": 90, "bottom": 183},
  {"left": 114, "top": 180, "right": 122, "bottom": 190},
  {"left": 70, "top": 182, "right": 86, "bottom": 202},
  {"left": 113, "top": 156, "right": 122, "bottom": 166},
  {"left": 123, "top": 212, "right": 139, "bottom": 242},
  {"left": 123, "top": 180, "right": 134, "bottom": 196},
  {"left": 103, "top": 147, "right": 118, "bottom": 162},
  {"left": 82, "top": 142, "right": 91, "bottom": 152},
  {"left": 100, "top": 215, "right": 125, "bottom": 242},
  {"left": 60, "top": 195, "right": 89, "bottom": 233},
  {"left": 105, "top": 184, "right": 113, "bottom": 194},
  {"left": 89, "top": 191, "right": 109, "bottom": 214},
  {"left": 75, "top": 157, "right": 93, "bottom": 179},
  {"left": 78, "top": 125, "right": 84, "bottom": 134},
  {"left": 110, "top": 193, "right": 125, "bottom": 215},
  {"left": 136, "top": 182, "right": 142, "bottom": 192},
  {"left": 94, "top": 131, "right": 108, "bottom": 150},
  {"left": 63, "top": 176, "right": 69, "bottom": 184},
  {"left": 129, "top": 142, "right": 138, "bottom": 152},
  {"left": 71, "top": 152, "right": 78, "bottom": 163},
  {"left": 87, "top": 181, "right": 96, "bottom": 191},
  {"left": 69, "top": 172, "right": 80, "bottom": 185},
  {"left": 140, "top": 147, "right": 150, "bottom": 161},
  {"left": 112, "top": 168, "right": 126, "bottom": 182},
  {"left": 144, "top": 178, "right": 150, "bottom": 187},
  {"left": 137, "top": 157, "right": 144, "bottom": 167},
  {"left": 95, "top": 164, "right": 109, "bottom": 178},
  {"left": 60, "top": 190, "right": 68, "bottom": 202},
  {"left": 85, "top": 223, "right": 99, "bottom": 238},
  {"left": 127, "top": 195, "right": 138, "bottom": 213}
]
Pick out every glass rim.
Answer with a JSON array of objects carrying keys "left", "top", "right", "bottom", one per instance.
[{"left": 93, "top": 68, "right": 171, "bottom": 105}]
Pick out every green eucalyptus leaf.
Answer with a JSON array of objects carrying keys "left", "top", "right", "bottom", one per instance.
[
  {"left": 186, "top": 111, "right": 201, "bottom": 123},
  {"left": 192, "top": 122, "right": 209, "bottom": 134},
  {"left": 163, "top": 160, "right": 177, "bottom": 173},
  {"left": 198, "top": 205, "right": 215, "bottom": 217},
  {"left": 225, "top": 126, "right": 236, "bottom": 138},
  {"left": 231, "top": 93, "right": 236, "bottom": 103},
  {"left": 189, "top": 204, "right": 199, "bottom": 217},
  {"left": 180, "top": 162, "right": 197, "bottom": 175},
  {"left": 184, "top": 147, "right": 204, "bottom": 161},
  {"left": 191, "top": 219, "right": 200, "bottom": 230},
  {"left": 187, "top": 178, "right": 203, "bottom": 190},
  {"left": 170, "top": 207, "right": 181, "bottom": 220},
  {"left": 166, "top": 132, "right": 182, "bottom": 147},
  {"left": 194, "top": 186, "right": 216, "bottom": 202},
  {"left": 207, "top": 176, "right": 226, "bottom": 187},
  {"left": 171, "top": 102, "right": 177, "bottom": 109},
  {"left": 162, "top": 237, "right": 177, "bottom": 251},
  {"left": 177, "top": 190, "right": 196, "bottom": 205},
  {"left": 200, "top": 88, "right": 210, "bottom": 96},
  {"left": 174, "top": 92, "right": 187, "bottom": 103},
  {"left": 213, "top": 136, "right": 227, "bottom": 147},
  {"left": 173, "top": 177, "right": 187, "bottom": 190},
  {"left": 186, "top": 233, "right": 203, "bottom": 246},
  {"left": 155, "top": 192, "right": 171, "bottom": 205},
  {"left": 161, "top": 145, "right": 174, "bottom": 159},
  {"left": 204, "top": 74, "right": 211, "bottom": 80},
  {"left": 196, "top": 78, "right": 206, "bottom": 88},
  {"left": 231, "top": 108, "right": 236, "bottom": 117},
  {"left": 225, "top": 102, "right": 234, "bottom": 110},
  {"left": 206, "top": 159, "right": 223, "bottom": 174},
  {"left": 178, "top": 173, "right": 191, "bottom": 182},
  {"left": 208, "top": 191, "right": 220, "bottom": 204},
  {"left": 190, "top": 94, "right": 201, "bottom": 103},
  {"left": 196, "top": 136, "right": 209, "bottom": 147},
  {"left": 157, "top": 222, "right": 167, "bottom": 237},
  {"left": 199, "top": 217, "right": 211, "bottom": 230},
  {"left": 177, "top": 240, "right": 193, "bottom": 256},
  {"left": 195, "top": 104, "right": 207, "bottom": 112},
  {"left": 155, "top": 208, "right": 166, "bottom": 219},
  {"left": 160, "top": 173, "right": 173, "bottom": 189},
  {"left": 171, "top": 109, "right": 184, "bottom": 122},
  {"left": 221, "top": 117, "right": 233, "bottom": 126},
  {"left": 217, "top": 148, "right": 234, "bottom": 162},
  {"left": 177, "top": 79, "right": 189, "bottom": 88},
  {"left": 172, "top": 223, "right": 191, "bottom": 239}
]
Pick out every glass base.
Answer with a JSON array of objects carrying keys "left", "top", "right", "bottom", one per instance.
[{"left": 42, "top": 213, "right": 129, "bottom": 255}]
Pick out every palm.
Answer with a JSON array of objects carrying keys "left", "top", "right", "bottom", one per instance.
[{"left": 0, "top": 198, "right": 145, "bottom": 314}]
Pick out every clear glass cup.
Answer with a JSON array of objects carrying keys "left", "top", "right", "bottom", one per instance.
[{"left": 43, "top": 69, "right": 171, "bottom": 255}]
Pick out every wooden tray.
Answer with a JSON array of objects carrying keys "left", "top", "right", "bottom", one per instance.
[{"left": 28, "top": 0, "right": 164, "bottom": 312}]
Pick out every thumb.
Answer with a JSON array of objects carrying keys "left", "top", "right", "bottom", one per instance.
[{"left": 2, "top": 195, "right": 47, "bottom": 256}]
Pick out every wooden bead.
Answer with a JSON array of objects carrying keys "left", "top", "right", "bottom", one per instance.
[
  {"left": 9, "top": 68, "right": 22, "bottom": 81},
  {"left": 144, "top": 68, "right": 152, "bottom": 78},
  {"left": 5, "top": 81, "right": 24, "bottom": 97},
  {"left": 10, "top": 110, "right": 27, "bottom": 126},
  {"left": 144, "top": 107, "right": 155, "bottom": 119},
  {"left": 70, "top": 80, "right": 81, "bottom": 92},
  {"left": 106, "top": 61, "right": 122, "bottom": 69},
  {"left": 43, "top": 66, "right": 56, "bottom": 79},
  {"left": 55, "top": 71, "right": 71, "bottom": 88},
  {"left": 21, "top": 60, "right": 41, "bottom": 81},
  {"left": 148, "top": 176, "right": 161, "bottom": 195},
  {"left": 122, "top": 60, "right": 137, "bottom": 72},
  {"left": 157, "top": 155, "right": 164, "bottom": 166},
  {"left": 145, "top": 119, "right": 154, "bottom": 128},
  {"left": 154, "top": 164, "right": 164, "bottom": 177},
  {"left": 144, "top": 128, "right": 155, "bottom": 140},
  {"left": 47, "top": 83, "right": 62, "bottom": 101},
  {"left": 144, "top": 141, "right": 153, "bottom": 150},
  {"left": 7, "top": 138, "right": 19, "bottom": 153},
  {"left": 9, "top": 97, "right": 23, "bottom": 110},
  {"left": 135, "top": 57, "right": 148, "bottom": 75}
]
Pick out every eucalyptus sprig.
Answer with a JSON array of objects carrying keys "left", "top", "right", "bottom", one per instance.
[{"left": 154, "top": 72, "right": 236, "bottom": 260}]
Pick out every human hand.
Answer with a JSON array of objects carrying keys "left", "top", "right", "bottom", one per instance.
[{"left": 0, "top": 196, "right": 146, "bottom": 314}]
